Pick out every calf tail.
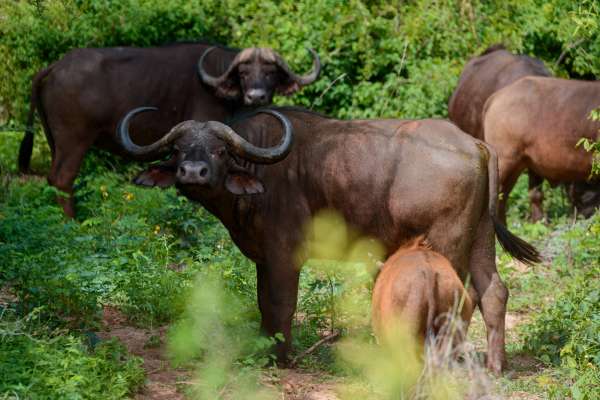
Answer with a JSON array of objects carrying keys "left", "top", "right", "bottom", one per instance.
[
  {"left": 480, "top": 141, "right": 541, "bottom": 265},
  {"left": 18, "top": 66, "right": 53, "bottom": 173},
  {"left": 425, "top": 270, "right": 438, "bottom": 338}
]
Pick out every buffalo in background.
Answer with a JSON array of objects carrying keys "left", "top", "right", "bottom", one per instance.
[
  {"left": 483, "top": 77, "right": 600, "bottom": 222},
  {"left": 450, "top": 44, "right": 600, "bottom": 220},
  {"left": 19, "top": 42, "right": 320, "bottom": 217},
  {"left": 115, "top": 106, "right": 540, "bottom": 373},
  {"left": 448, "top": 44, "right": 552, "bottom": 221}
]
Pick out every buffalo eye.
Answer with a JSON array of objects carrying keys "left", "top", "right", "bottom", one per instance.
[{"left": 213, "top": 147, "right": 227, "bottom": 158}]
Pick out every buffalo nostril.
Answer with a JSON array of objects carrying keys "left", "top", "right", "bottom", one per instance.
[
  {"left": 178, "top": 166, "right": 186, "bottom": 176},
  {"left": 199, "top": 167, "right": 208, "bottom": 177}
]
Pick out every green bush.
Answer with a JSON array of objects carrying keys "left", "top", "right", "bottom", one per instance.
[
  {"left": 1, "top": 0, "right": 599, "bottom": 128},
  {"left": 519, "top": 214, "right": 600, "bottom": 398},
  {"left": 0, "top": 310, "right": 144, "bottom": 399},
  {"left": 523, "top": 263, "right": 600, "bottom": 367}
]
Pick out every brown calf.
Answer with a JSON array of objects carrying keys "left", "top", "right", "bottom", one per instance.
[{"left": 372, "top": 237, "right": 474, "bottom": 348}]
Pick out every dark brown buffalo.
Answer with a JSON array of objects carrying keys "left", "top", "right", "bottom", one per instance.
[
  {"left": 448, "top": 44, "right": 551, "bottom": 221},
  {"left": 19, "top": 43, "right": 320, "bottom": 217},
  {"left": 483, "top": 77, "right": 600, "bottom": 222},
  {"left": 568, "top": 181, "right": 600, "bottom": 218},
  {"left": 116, "top": 106, "right": 540, "bottom": 373},
  {"left": 372, "top": 236, "right": 474, "bottom": 348},
  {"left": 448, "top": 44, "right": 550, "bottom": 139}
]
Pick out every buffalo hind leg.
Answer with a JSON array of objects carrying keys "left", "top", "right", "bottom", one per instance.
[
  {"left": 498, "top": 156, "right": 525, "bottom": 224},
  {"left": 469, "top": 211, "right": 508, "bottom": 374},
  {"left": 528, "top": 171, "right": 544, "bottom": 222},
  {"left": 47, "top": 142, "right": 91, "bottom": 218}
]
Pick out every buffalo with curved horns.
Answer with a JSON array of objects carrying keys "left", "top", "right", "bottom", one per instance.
[
  {"left": 117, "top": 106, "right": 540, "bottom": 374},
  {"left": 19, "top": 42, "right": 320, "bottom": 217}
]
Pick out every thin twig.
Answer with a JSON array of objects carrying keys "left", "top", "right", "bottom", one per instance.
[
  {"left": 554, "top": 38, "right": 586, "bottom": 68},
  {"left": 314, "top": 73, "right": 347, "bottom": 106},
  {"left": 291, "top": 331, "right": 340, "bottom": 367}
]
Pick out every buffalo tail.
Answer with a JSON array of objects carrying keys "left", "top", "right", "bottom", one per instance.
[
  {"left": 480, "top": 141, "right": 541, "bottom": 265},
  {"left": 18, "top": 65, "right": 54, "bottom": 173}
]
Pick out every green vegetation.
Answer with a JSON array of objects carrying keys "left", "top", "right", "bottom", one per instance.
[
  {"left": 1, "top": 0, "right": 600, "bottom": 126},
  {"left": 0, "top": 308, "right": 144, "bottom": 399},
  {"left": 1, "top": 0, "right": 600, "bottom": 399}
]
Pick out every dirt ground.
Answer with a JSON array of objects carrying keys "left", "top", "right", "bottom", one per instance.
[
  {"left": 98, "top": 300, "right": 543, "bottom": 399},
  {"left": 99, "top": 307, "right": 342, "bottom": 399},
  {"left": 99, "top": 307, "right": 190, "bottom": 400}
]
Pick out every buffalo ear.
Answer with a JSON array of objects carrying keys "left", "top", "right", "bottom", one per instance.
[
  {"left": 225, "top": 170, "right": 264, "bottom": 195},
  {"left": 133, "top": 163, "right": 176, "bottom": 188},
  {"left": 276, "top": 75, "right": 301, "bottom": 96},
  {"left": 215, "top": 71, "right": 242, "bottom": 100}
]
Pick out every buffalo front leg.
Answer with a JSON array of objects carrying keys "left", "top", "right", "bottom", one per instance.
[
  {"left": 257, "top": 260, "right": 300, "bottom": 365},
  {"left": 528, "top": 171, "right": 544, "bottom": 222},
  {"left": 47, "top": 138, "right": 92, "bottom": 218},
  {"left": 256, "top": 264, "right": 273, "bottom": 335},
  {"left": 469, "top": 212, "right": 508, "bottom": 374}
]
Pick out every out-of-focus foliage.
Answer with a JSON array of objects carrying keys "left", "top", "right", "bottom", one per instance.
[
  {"left": 167, "top": 271, "right": 279, "bottom": 400},
  {"left": 1, "top": 0, "right": 599, "bottom": 128}
]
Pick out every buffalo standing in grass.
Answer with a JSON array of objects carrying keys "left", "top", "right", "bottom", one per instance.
[
  {"left": 483, "top": 77, "right": 600, "bottom": 222},
  {"left": 448, "top": 44, "right": 552, "bottom": 221},
  {"left": 19, "top": 42, "right": 320, "bottom": 217},
  {"left": 116, "top": 106, "right": 540, "bottom": 374}
]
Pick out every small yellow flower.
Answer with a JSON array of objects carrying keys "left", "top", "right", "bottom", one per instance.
[
  {"left": 154, "top": 225, "right": 161, "bottom": 234},
  {"left": 100, "top": 185, "right": 109, "bottom": 199},
  {"left": 123, "top": 192, "right": 134, "bottom": 201}
]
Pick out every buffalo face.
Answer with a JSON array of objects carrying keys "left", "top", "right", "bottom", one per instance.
[
  {"left": 116, "top": 107, "right": 293, "bottom": 195},
  {"left": 198, "top": 47, "right": 321, "bottom": 106}
]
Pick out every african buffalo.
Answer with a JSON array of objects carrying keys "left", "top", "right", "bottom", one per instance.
[
  {"left": 568, "top": 181, "right": 600, "bottom": 218},
  {"left": 448, "top": 44, "right": 550, "bottom": 139},
  {"left": 372, "top": 236, "right": 474, "bottom": 348},
  {"left": 483, "top": 77, "right": 600, "bottom": 222},
  {"left": 19, "top": 42, "right": 320, "bottom": 217},
  {"left": 448, "top": 44, "right": 552, "bottom": 221},
  {"left": 116, "top": 107, "right": 540, "bottom": 374}
]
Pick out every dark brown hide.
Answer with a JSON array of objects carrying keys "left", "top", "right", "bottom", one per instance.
[
  {"left": 371, "top": 237, "right": 474, "bottom": 348},
  {"left": 568, "top": 181, "right": 600, "bottom": 218},
  {"left": 483, "top": 77, "right": 600, "bottom": 222},
  {"left": 448, "top": 45, "right": 555, "bottom": 221},
  {"left": 448, "top": 45, "right": 550, "bottom": 139},
  {"left": 20, "top": 44, "right": 319, "bottom": 217},
  {"left": 119, "top": 107, "right": 540, "bottom": 374}
]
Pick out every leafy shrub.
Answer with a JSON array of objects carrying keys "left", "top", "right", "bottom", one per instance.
[
  {"left": 0, "top": 310, "right": 144, "bottom": 399},
  {"left": 522, "top": 264, "right": 600, "bottom": 367},
  {"left": 519, "top": 214, "right": 600, "bottom": 398},
  {"left": 1, "top": 0, "right": 599, "bottom": 129}
]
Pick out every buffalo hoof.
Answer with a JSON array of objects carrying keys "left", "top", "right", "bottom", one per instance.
[{"left": 485, "top": 354, "right": 506, "bottom": 376}]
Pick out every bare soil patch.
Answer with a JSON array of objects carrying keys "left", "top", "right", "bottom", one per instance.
[
  {"left": 99, "top": 307, "right": 189, "bottom": 400},
  {"left": 274, "top": 369, "right": 340, "bottom": 400}
]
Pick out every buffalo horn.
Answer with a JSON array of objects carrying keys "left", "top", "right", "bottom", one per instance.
[
  {"left": 117, "top": 107, "right": 196, "bottom": 157},
  {"left": 206, "top": 109, "right": 293, "bottom": 164},
  {"left": 277, "top": 48, "right": 321, "bottom": 86}
]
